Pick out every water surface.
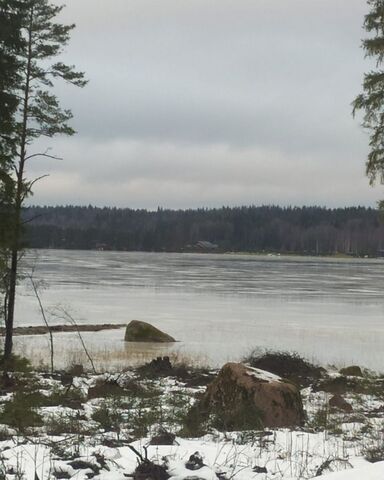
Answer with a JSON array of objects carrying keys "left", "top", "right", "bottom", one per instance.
[{"left": 14, "top": 250, "right": 384, "bottom": 370}]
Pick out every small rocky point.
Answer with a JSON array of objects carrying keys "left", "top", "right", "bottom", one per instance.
[{"left": 124, "top": 320, "right": 176, "bottom": 342}]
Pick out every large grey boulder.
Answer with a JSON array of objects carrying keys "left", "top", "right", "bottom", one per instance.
[
  {"left": 197, "top": 362, "right": 305, "bottom": 430},
  {"left": 124, "top": 320, "right": 176, "bottom": 343}
]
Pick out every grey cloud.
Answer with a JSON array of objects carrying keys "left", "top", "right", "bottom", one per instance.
[
  {"left": 25, "top": 0, "right": 378, "bottom": 208},
  {"left": 28, "top": 136, "right": 377, "bottom": 209},
  {"left": 55, "top": 0, "right": 367, "bottom": 154}
]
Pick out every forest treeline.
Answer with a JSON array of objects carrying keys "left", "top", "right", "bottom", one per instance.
[{"left": 23, "top": 205, "right": 384, "bottom": 256}]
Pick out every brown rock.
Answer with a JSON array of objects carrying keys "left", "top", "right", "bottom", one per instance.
[
  {"left": 124, "top": 320, "right": 176, "bottom": 343},
  {"left": 313, "top": 375, "right": 359, "bottom": 395},
  {"left": 198, "top": 362, "right": 305, "bottom": 430},
  {"left": 329, "top": 394, "right": 353, "bottom": 413},
  {"left": 339, "top": 366, "right": 363, "bottom": 377}
]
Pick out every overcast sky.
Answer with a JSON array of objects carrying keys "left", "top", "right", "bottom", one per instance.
[{"left": 27, "top": 0, "right": 381, "bottom": 209}]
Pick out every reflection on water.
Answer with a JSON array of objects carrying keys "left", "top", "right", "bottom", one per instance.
[{"left": 12, "top": 250, "right": 384, "bottom": 371}]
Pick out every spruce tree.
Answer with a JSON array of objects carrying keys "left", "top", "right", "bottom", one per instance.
[
  {"left": 1, "top": 0, "right": 86, "bottom": 362},
  {"left": 353, "top": 0, "right": 384, "bottom": 185}
]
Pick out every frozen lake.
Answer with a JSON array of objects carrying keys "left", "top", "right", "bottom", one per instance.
[{"left": 13, "top": 250, "right": 384, "bottom": 371}]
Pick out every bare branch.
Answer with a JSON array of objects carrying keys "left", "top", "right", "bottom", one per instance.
[
  {"left": 25, "top": 149, "right": 63, "bottom": 161},
  {"left": 127, "top": 445, "right": 145, "bottom": 463},
  {"left": 28, "top": 174, "right": 50, "bottom": 189},
  {"left": 28, "top": 274, "right": 54, "bottom": 373},
  {"left": 52, "top": 307, "right": 97, "bottom": 374},
  {"left": 20, "top": 175, "right": 50, "bottom": 203}
]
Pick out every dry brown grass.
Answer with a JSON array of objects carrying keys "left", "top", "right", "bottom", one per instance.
[{"left": 13, "top": 337, "right": 210, "bottom": 373}]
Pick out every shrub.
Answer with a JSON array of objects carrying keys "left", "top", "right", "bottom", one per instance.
[
  {"left": 244, "top": 350, "right": 323, "bottom": 387},
  {"left": 88, "top": 378, "right": 126, "bottom": 399},
  {"left": 45, "top": 412, "right": 93, "bottom": 436},
  {"left": 91, "top": 399, "right": 125, "bottom": 433},
  {"left": 0, "top": 391, "right": 43, "bottom": 431},
  {"left": 364, "top": 445, "right": 384, "bottom": 463},
  {"left": 0, "top": 354, "right": 32, "bottom": 373},
  {"left": 46, "top": 385, "right": 86, "bottom": 409},
  {"left": 211, "top": 400, "right": 264, "bottom": 432}
]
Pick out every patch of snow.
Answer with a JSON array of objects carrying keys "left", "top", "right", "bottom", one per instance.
[
  {"left": 245, "top": 366, "right": 282, "bottom": 382},
  {"left": 313, "top": 460, "right": 384, "bottom": 479}
]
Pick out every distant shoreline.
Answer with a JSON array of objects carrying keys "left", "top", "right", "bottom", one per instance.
[
  {"left": 24, "top": 205, "right": 383, "bottom": 256},
  {"left": 26, "top": 247, "right": 382, "bottom": 260}
]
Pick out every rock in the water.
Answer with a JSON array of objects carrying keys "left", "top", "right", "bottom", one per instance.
[
  {"left": 124, "top": 320, "right": 176, "bottom": 343},
  {"left": 197, "top": 362, "right": 305, "bottom": 430},
  {"left": 329, "top": 394, "right": 353, "bottom": 412},
  {"left": 339, "top": 365, "right": 363, "bottom": 377}
]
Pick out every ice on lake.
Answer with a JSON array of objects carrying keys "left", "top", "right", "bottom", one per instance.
[{"left": 13, "top": 250, "right": 384, "bottom": 371}]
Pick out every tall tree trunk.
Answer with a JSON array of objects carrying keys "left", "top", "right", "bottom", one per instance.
[{"left": 3, "top": 9, "right": 33, "bottom": 363}]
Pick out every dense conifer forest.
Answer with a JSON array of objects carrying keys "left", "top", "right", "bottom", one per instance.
[{"left": 23, "top": 205, "right": 384, "bottom": 256}]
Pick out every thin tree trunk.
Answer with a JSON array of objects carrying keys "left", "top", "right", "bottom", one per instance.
[
  {"left": 3, "top": 250, "right": 17, "bottom": 360},
  {"left": 29, "top": 276, "right": 54, "bottom": 373}
]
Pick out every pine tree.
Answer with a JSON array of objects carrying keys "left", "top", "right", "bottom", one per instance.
[
  {"left": 353, "top": 0, "right": 384, "bottom": 184},
  {"left": 0, "top": 1, "right": 22, "bottom": 338},
  {"left": 0, "top": 0, "right": 22, "bottom": 163},
  {"left": 1, "top": 0, "right": 86, "bottom": 362}
]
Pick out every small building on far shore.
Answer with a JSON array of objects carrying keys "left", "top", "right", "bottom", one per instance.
[
  {"left": 196, "top": 240, "right": 218, "bottom": 250},
  {"left": 184, "top": 240, "right": 219, "bottom": 252}
]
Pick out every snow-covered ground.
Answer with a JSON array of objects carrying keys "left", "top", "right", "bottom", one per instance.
[
  {"left": 3, "top": 436, "right": 384, "bottom": 480},
  {"left": 318, "top": 460, "right": 384, "bottom": 479},
  {"left": 0, "top": 367, "right": 382, "bottom": 480}
]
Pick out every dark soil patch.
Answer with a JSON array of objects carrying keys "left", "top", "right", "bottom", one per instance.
[
  {"left": 133, "top": 461, "right": 170, "bottom": 480},
  {"left": 137, "top": 357, "right": 174, "bottom": 377},
  {"left": 88, "top": 378, "right": 126, "bottom": 399},
  {"left": 127, "top": 445, "right": 170, "bottom": 480},
  {"left": 149, "top": 428, "right": 176, "bottom": 445},
  {"left": 68, "top": 460, "right": 100, "bottom": 475},
  {"left": 178, "top": 370, "right": 216, "bottom": 388},
  {"left": 136, "top": 356, "right": 215, "bottom": 387},
  {"left": 313, "top": 374, "right": 384, "bottom": 396},
  {"left": 52, "top": 470, "right": 71, "bottom": 479},
  {"left": 313, "top": 376, "right": 357, "bottom": 394}
]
